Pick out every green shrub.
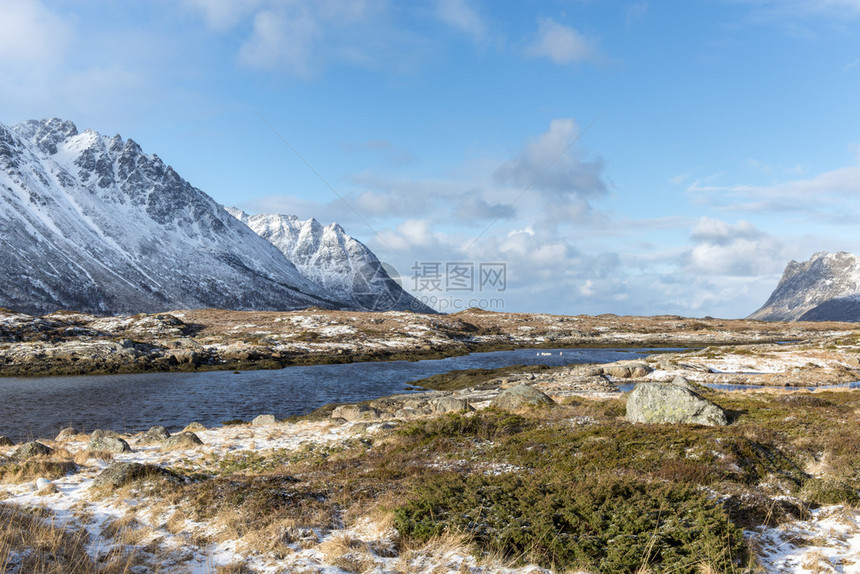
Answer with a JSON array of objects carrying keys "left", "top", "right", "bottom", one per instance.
[
  {"left": 799, "top": 477, "right": 860, "bottom": 506},
  {"left": 394, "top": 473, "right": 747, "bottom": 573},
  {"left": 398, "top": 409, "right": 535, "bottom": 443}
]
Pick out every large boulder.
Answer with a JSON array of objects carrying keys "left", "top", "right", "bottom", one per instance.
[
  {"left": 138, "top": 426, "right": 171, "bottom": 444},
  {"left": 89, "top": 436, "right": 132, "bottom": 453},
  {"left": 11, "top": 441, "right": 53, "bottom": 460},
  {"left": 331, "top": 404, "right": 383, "bottom": 422},
  {"left": 91, "top": 429, "right": 122, "bottom": 440},
  {"left": 93, "top": 462, "right": 175, "bottom": 489},
  {"left": 600, "top": 362, "right": 654, "bottom": 379},
  {"left": 491, "top": 384, "right": 555, "bottom": 411},
  {"left": 161, "top": 432, "right": 203, "bottom": 450},
  {"left": 430, "top": 396, "right": 472, "bottom": 414},
  {"left": 626, "top": 382, "right": 727, "bottom": 426},
  {"left": 55, "top": 427, "right": 79, "bottom": 442},
  {"left": 252, "top": 414, "right": 277, "bottom": 426}
]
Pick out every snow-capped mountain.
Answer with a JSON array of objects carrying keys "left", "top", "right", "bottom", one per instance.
[
  {"left": 0, "top": 118, "right": 344, "bottom": 315},
  {"left": 748, "top": 252, "right": 860, "bottom": 322},
  {"left": 227, "top": 209, "right": 434, "bottom": 313}
]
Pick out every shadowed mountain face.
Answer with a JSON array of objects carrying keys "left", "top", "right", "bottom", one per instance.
[
  {"left": 0, "top": 118, "right": 344, "bottom": 315},
  {"left": 227, "top": 209, "right": 435, "bottom": 313},
  {"left": 749, "top": 252, "right": 860, "bottom": 322}
]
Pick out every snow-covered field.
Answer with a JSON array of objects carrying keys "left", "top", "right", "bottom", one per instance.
[{"left": 0, "top": 419, "right": 555, "bottom": 573}]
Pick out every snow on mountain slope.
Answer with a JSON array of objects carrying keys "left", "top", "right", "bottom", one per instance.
[
  {"left": 228, "top": 208, "right": 435, "bottom": 313},
  {"left": 0, "top": 118, "right": 343, "bottom": 315},
  {"left": 748, "top": 252, "right": 860, "bottom": 321}
]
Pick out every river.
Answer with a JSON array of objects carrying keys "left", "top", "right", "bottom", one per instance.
[{"left": 0, "top": 347, "right": 675, "bottom": 442}]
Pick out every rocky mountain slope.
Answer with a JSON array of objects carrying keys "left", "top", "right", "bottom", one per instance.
[
  {"left": 749, "top": 251, "right": 860, "bottom": 321},
  {"left": 228, "top": 208, "right": 433, "bottom": 313},
  {"left": 0, "top": 118, "right": 353, "bottom": 315}
]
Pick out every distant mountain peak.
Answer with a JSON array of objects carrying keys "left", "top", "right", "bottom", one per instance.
[
  {"left": 229, "top": 208, "right": 434, "bottom": 313},
  {"left": 749, "top": 251, "right": 860, "bottom": 321}
]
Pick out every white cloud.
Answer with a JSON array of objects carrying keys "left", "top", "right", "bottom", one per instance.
[
  {"left": 435, "top": 0, "right": 487, "bottom": 42},
  {"left": 669, "top": 173, "right": 689, "bottom": 185},
  {"left": 690, "top": 217, "right": 761, "bottom": 246},
  {"left": 493, "top": 118, "right": 607, "bottom": 227},
  {"left": 525, "top": 18, "right": 602, "bottom": 65},
  {"left": 0, "top": 0, "right": 71, "bottom": 68},
  {"left": 453, "top": 196, "right": 513, "bottom": 222},
  {"left": 181, "top": 0, "right": 262, "bottom": 31},
  {"left": 685, "top": 218, "right": 788, "bottom": 276},
  {"left": 185, "top": 0, "right": 411, "bottom": 77},
  {"left": 239, "top": 8, "right": 320, "bottom": 76},
  {"left": 689, "top": 164, "right": 860, "bottom": 221},
  {"left": 625, "top": 2, "right": 648, "bottom": 27}
]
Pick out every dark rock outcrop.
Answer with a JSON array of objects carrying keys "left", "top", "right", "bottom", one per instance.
[
  {"left": 93, "top": 462, "right": 176, "bottom": 489},
  {"left": 11, "top": 441, "right": 53, "bottom": 460}
]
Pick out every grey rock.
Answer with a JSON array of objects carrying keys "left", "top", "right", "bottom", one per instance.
[
  {"left": 162, "top": 432, "right": 203, "bottom": 450},
  {"left": 331, "top": 404, "right": 382, "bottom": 422},
  {"left": 91, "top": 429, "right": 121, "bottom": 440},
  {"left": 251, "top": 414, "right": 277, "bottom": 426},
  {"left": 626, "top": 382, "right": 728, "bottom": 426},
  {"left": 139, "top": 426, "right": 170, "bottom": 444},
  {"left": 55, "top": 427, "right": 78, "bottom": 441},
  {"left": 430, "top": 397, "right": 473, "bottom": 414},
  {"left": 601, "top": 362, "right": 654, "bottom": 379},
  {"left": 167, "top": 349, "right": 201, "bottom": 365},
  {"left": 491, "top": 384, "right": 555, "bottom": 411},
  {"left": 11, "top": 441, "right": 53, "bottom": 460},
  {"left": 0, "top": 436, "right": 14, "bottom": 447},
  {"left": 93, "top": 462, "right": 175, "bottom": 489},
  {"left": 670, "top": 376, "right": 699, "bottom": 392},
  {"left": 89, "top": 436, "right": 132, "bottom": 453},
  {"left": 183, "top": 422, "right": 206, "bottom": 433}
]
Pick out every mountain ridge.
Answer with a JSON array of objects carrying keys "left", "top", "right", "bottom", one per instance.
[
  {"left": 748, "top": 251, "right": 860, "bottom": 322},
  {"left": 227, "top": 208, "right": 434, "bottom": 313},
  {"left": 0, "top": 118, "right": 401, "bottom": 315}
]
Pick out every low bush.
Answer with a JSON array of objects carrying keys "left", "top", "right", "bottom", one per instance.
[
  {"left": 799, "top": 477, "right": 860, "bottom": 506},
  {"left": 394, "top": 472, "right": 748, "bottom": 573}
]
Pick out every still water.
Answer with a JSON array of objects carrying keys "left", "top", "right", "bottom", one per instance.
[{"left": 0, "top": 347, "right": 664, "bottom": 442}]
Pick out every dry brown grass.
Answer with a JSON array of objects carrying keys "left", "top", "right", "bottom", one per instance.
[
  {"left": 0, "top": 503, "right": 143, "bottom": 573},
  {"left": 318, "top": 532, "right": 378, "bottom": 572},
  {"left": 214, "top": 562, "right": 252, "bottom": 574},
  {"left": 394, "top": 531, "right": 473, "bottom": 574},
  {"left": 165, "top": 508, "right": 188, "bottom": 535},
  {"left": 75, "top": 449, "right": 113, "bottom": 464},
  {"left": 100, "top": 513, "right": 155, "bottom": 547},
  {"left": 0, "top": 457, "right": 78, "bottom": 484},
  {"left": 800, "top": 549, "right": 837, "bottom": 573}
]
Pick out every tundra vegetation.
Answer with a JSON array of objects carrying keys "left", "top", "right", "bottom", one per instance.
[{"left": 0, "top": 311, "right": 859, "bottom": 572}]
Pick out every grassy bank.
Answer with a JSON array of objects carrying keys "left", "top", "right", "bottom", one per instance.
[{"left": 80, "top": 389, "right": 860, "bottom": 571}]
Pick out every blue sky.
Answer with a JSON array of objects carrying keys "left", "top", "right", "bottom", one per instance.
[{"left": 2, "top": 0, "right": 860, "bottom": 318}]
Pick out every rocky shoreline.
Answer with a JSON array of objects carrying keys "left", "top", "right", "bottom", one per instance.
[{"left": 2, "top": 307, "right": 857, "bottom": 377}]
